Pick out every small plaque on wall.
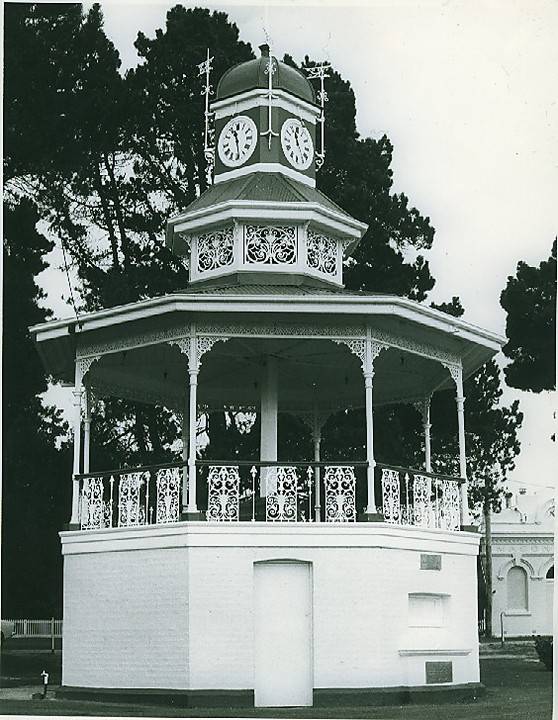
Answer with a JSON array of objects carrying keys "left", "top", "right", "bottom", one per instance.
[
  {"left": 425, "top": 661, "right": 453, "bottom": 684},
  {"left": 420, "top": 554, "right": 442, "bottom": 570}
]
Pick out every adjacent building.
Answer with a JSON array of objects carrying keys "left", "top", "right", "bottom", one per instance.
[{"left": 482, "top": 490, "right": 554, "bottom": 638}]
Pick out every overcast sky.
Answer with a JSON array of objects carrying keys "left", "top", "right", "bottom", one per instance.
[{"left": 40, "top": 0, "right": 557, "bottom": 495}]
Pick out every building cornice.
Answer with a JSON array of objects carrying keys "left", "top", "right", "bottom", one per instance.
[
  {"left": 30, "top": 293, "right": 505, "bottom": 353},
  {"left": 211, "top": 88, "right": 321, "bottom": 119},
  {"left": 214, "top": 162, "right": 316, "bottom": 188}
]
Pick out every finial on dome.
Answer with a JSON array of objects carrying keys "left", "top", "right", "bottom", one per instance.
[{"left": 259, "top": 43, "right": 270, "bottom": 58}]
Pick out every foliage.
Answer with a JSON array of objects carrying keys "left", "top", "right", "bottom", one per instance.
[
  {"left": 2, "top": 199, "right": 70, "bottom": 616},
  {"left": 286, "top": 55, "right": 436, "bottom": 301},
  {"left": 534, "top": 636, "right": 553, "bottom": 671},
  {"left": 500, "top": 240, "right": 556, "bottom": 392},
  {"left": 429, "top": 297, "right": 523, "bottom": 514}
]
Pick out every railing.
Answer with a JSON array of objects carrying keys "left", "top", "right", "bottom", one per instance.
[
  {"left": 75, "top": 460, "right": 462, "bottom": 531},
  {"left": 5, "top": 618, "right": 63, "bottom": 638},
  {"left": 76, "top": 462, "right": 183, "bottom": 530},
  {"left": 378, "top": 464, "right": 462, "bottom": 532},
  {"left": 198, "top": 461, "right": 366, "bottom": 523}
]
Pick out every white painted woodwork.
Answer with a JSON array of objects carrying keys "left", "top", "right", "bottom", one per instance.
[
  {"left": 254, "top": 561, "right": 313, "bottom": 707},
  {"left": 70, "top": 365, "right": 83, "bottom": 525},
  {"left": 260, "top": 356, "right": 278, "bottom": 497},
  {"left": 181, "top": 395, "right": 188, "bottom": 512},
  {"left": 187, "top": 369, "right": 198, "bottom": 513},
  {"left": 422, "top": 398, "right": 432, "bottom": 473},
  {"left": 83, "top": 387, "right": 91, "bottom": 474}
]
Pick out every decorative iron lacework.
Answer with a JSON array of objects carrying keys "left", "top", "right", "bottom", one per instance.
[
  {"left": 118, "top": 472, "right": 148, "bottom": 528},
  {"left": 78, "top": 326, "right": 191, "bottom": 359},
  {"left": 207, "top": 466, "right": 240, "bottom": 522},
  {"left": 266, "top": 467, "right": 298, "bottom": 522},
  {"left": 333, "top": 339, "right": 367, "bottom": 368},
  {"left": 156, "top": 467, "right": 181, "bottom": 524},
  {"left": 80, "top": 477, "right": 110, "bottom": 530},
  {"left": 76, "top": 355, "right": 101, "bottom": 383},
  {"left": 380, "top": 469, "right": 461, "bottom": 531},
  {"left": 196, "top": 322, "right": 365, "bottom": 338},
  {"left": 306, "top": 229, "right": 337, "bottom": 276},
  {"left": 244, "top": 225, "right": 297, "bottom": 265},
  {"left": 196, "top": 227, "right": 234, "bottom": 273},
  {"left": 440, "top": 480, "right": 461, "bottom": 531},
  {"left": 381, "top": 468, "right": 401, "bottom": 524},
  {"left": 324, "top": 466, "right": 356, "bottom": 522},
  {"left": 441, "top": 361, "right": 463, "bottom": 386},
  {"left": 370, "top": 329, "right": 461, "bottom": 369},
  {"left": 413, "top": 474, "right": 432, "bottom": 528}
]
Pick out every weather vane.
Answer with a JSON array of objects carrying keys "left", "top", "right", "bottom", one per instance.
[
  {"left": 306, "top": 62, "right": 331, "bottom": 169},
  {"left": 197, "top": 48, "right": 215, "bottom": 184},
  {"left": 260, "top": 45, "right": 278, "bottom": 150}
]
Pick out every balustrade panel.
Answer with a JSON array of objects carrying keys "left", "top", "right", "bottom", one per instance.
[
  {"left": 207, "top": 466, "right": 241, "bottom": 521},
  {"left": 379, "top": 465, "right": 462, "bottom": 531},
  {"left": 324, "top": 466, "right": 356, "bottom": 522}
]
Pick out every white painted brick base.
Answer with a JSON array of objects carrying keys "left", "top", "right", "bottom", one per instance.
[{"left": 61, "top": 523, "right": 480, "bottom": 692}]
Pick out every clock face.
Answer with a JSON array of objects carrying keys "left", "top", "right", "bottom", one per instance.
[
  {"left": 281, "top": 118, "right": 314, "bottom": 171},
  {"left": 217, "top": 115, "right": 258, "bottom": 168}
]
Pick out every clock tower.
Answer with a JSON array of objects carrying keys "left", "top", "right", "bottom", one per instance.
[
  {"left": 213, "top": 44, "right": 319, "bottom": 187},
  {"left": 166, "top": 45, "right": 368, "bottom": 287}
]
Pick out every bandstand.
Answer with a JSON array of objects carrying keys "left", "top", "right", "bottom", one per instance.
[{"left": 31, "top": 46, "right": 504, "bottom": 707}]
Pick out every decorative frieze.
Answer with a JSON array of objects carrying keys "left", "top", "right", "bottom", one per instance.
[
  {"left": 196, "top": 227, "right": 234, "bottom": 273},
  {"left": 306, "top": 229, "right": 337, "bottom": 276},
  {"left": 244, "top": 225, "right": 297, "bottom": 265},
  {"left": 196, "top": 322, "right": 365, "bottom": 338}
]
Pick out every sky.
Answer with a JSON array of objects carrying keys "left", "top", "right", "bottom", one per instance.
[{"left": 39, "top": 0, "right": 557, "bottom": 496}]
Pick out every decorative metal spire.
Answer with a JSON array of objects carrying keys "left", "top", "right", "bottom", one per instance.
[
  {"left": 306, "top": 62, "right": 331, "bottom": 169},
  {"left": 259, "top": 43, "right": 278, "bottom": 150},
  {"left": 197, "top": 48, "right": 215, "bottom": 184}
]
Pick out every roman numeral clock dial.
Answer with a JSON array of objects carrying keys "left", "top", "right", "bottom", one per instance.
[
  {"left": 281, "top": 118, "right": 314, "bottom": 171},
  {"left": 217, "top": 116, "right": 258, "bottom": 167}
]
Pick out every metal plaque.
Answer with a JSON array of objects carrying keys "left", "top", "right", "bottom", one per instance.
[
  {"left": 425, "top": 661, "right": 453, "bottom": 684},
  {"left": 420, "top": 554, "right": 442, "bottom": 570}
]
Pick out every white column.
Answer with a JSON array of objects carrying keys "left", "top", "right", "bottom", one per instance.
[
  {"left": 312, "top": 412, "right": 322, "bottom": 522},
  {"left": 364, "top": 368, "right": 376, "bottom": 514},
  {"left": 83, "top": 386, "right": 92, "bottom": 474},
  {"left": 422, "top": 396, "right": 432, "bottom": 473},
  {"left": 70, "top": 366, "right": 83, "bottom": 525},
  {"left": 181, "top": 394, "right": 189, "bottom": 513},
  {"left": 453, "top": 369, "right": 471, "bottom": 526},
  {"left": 260, "top": 355, "right": 278, "bottom": 497},
  {"left": 187, "top": 367, "right": 199, "bottom": 514}
]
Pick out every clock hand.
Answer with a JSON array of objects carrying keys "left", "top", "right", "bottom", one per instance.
[
  {"left": 294, "top": 126, "right": 303, "bottom": 152},
  {"left": 231, "top": 129, "right": 240, "bottom": 159}
]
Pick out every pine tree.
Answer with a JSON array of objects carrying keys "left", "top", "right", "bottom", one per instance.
[
  {"left": 500, "top": 240, "right": 556, "bottom": 392},
  {"left": 2, "top": 199, "right": 70, "bottom": 616}
]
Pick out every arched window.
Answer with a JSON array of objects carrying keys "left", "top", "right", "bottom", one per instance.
[
  {"left": 507, "top": 566, "right": 528, "bottom": 610},
  {"left": 546, "top": 565, "right": 554, "bottom": 580}
]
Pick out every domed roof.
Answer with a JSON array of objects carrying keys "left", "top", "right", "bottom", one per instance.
[{"left": 216, "top": 45, "right": 316, "bottom": 105}]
